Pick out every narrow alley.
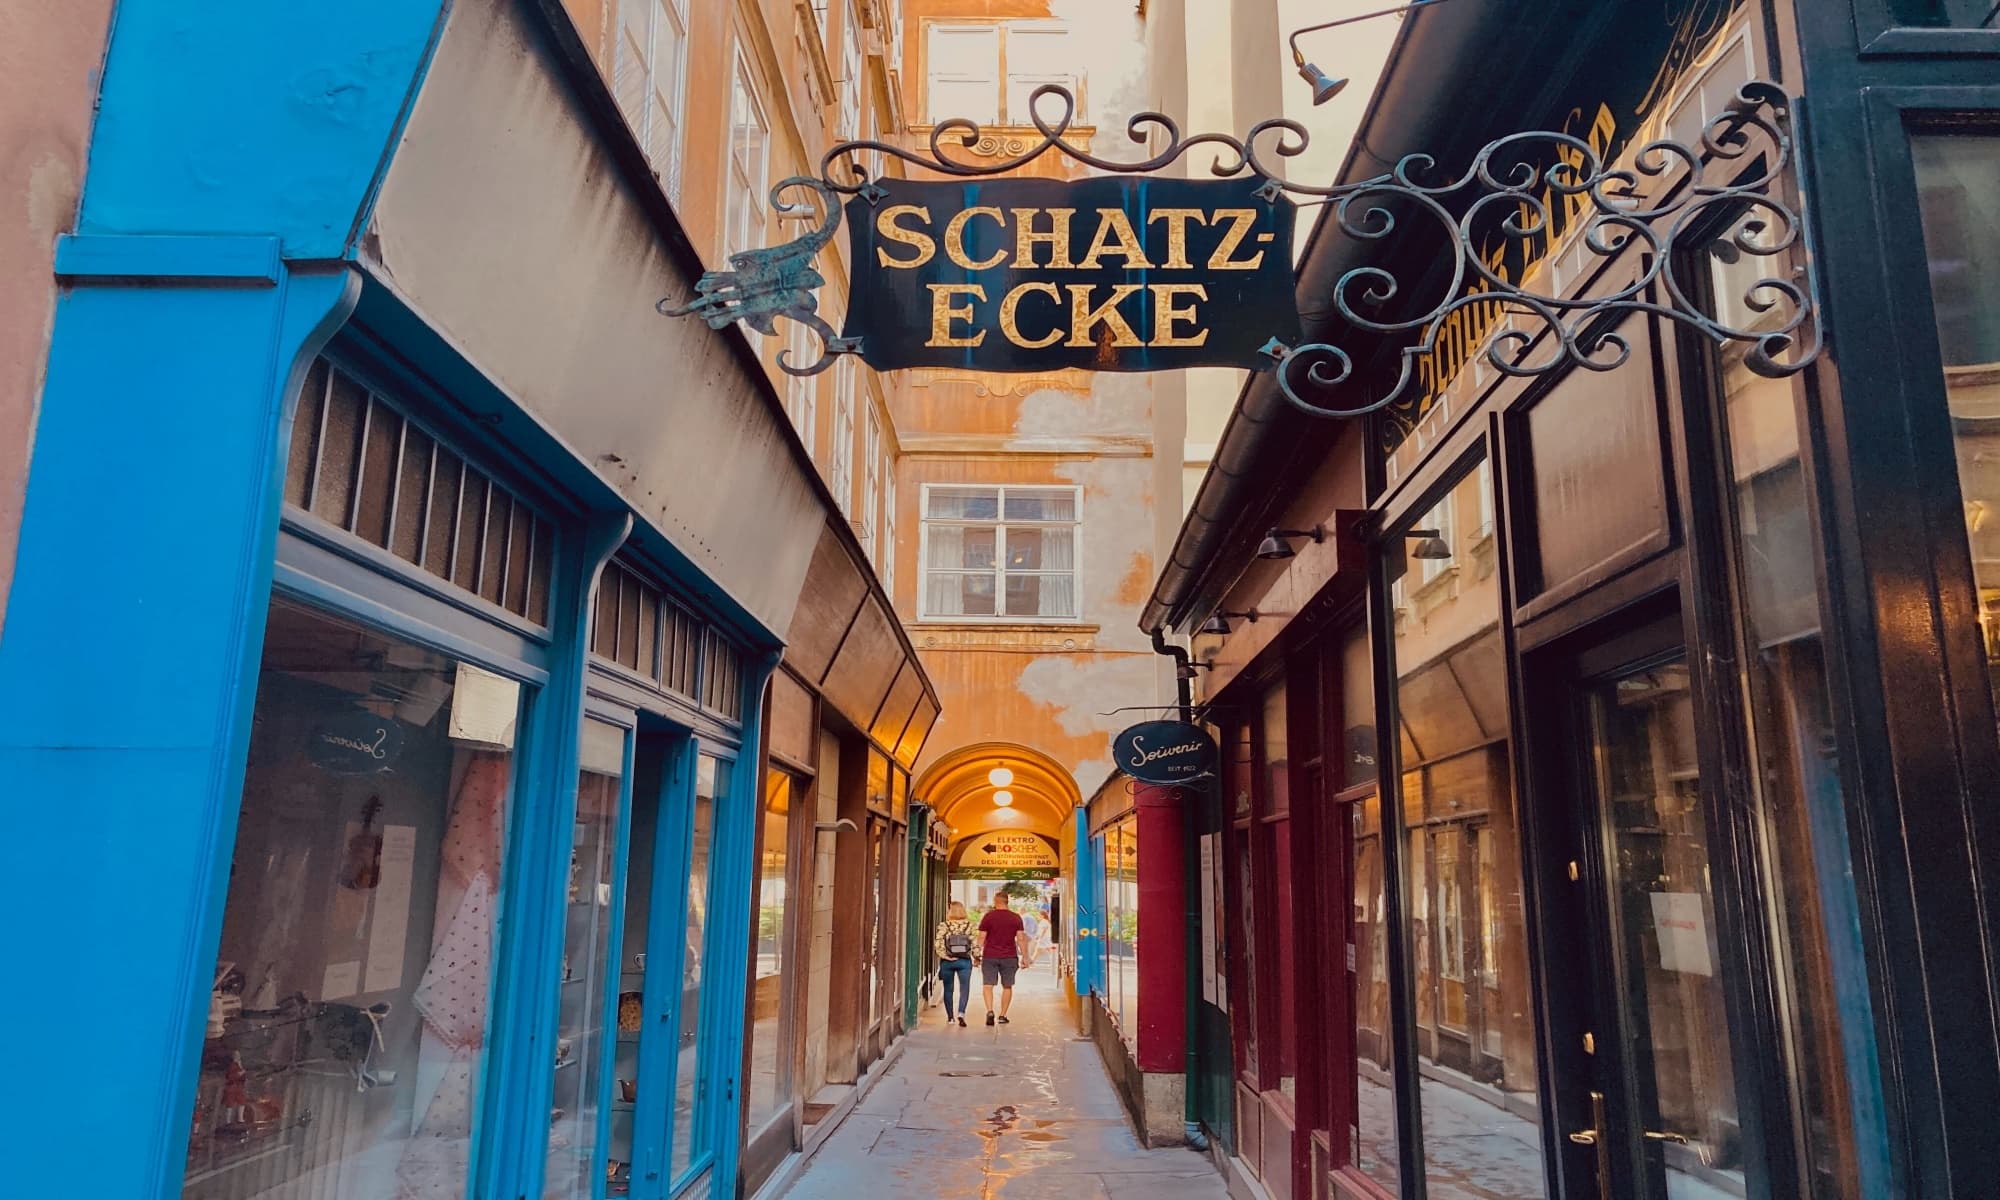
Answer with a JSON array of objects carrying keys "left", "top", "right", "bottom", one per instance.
[{"left": 781, "top": 966, "right": 1223, "bottom": 1200}]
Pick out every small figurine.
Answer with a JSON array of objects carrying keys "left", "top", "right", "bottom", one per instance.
[{"left": 216, "top": 1052, "right": 251, "bottom": 1138}]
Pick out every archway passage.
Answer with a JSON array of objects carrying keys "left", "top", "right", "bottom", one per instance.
[{"left": 914, "top": 741, "right": 1081, "bottom": 851}]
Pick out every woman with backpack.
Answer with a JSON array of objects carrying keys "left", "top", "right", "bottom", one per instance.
[{"left": 933, "top": 901, "right": 976, "bottom": 1027}]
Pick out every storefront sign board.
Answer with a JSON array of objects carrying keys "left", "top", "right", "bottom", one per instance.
[
  {"left": 1112, "top": 719, "right": 1218, "bottom": 784},
  {"left": 843, "top": 175, "right": 1298, "bottom": 373}
]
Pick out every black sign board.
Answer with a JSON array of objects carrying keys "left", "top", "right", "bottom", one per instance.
[
  {"left": 1112, "top": 720, "right": 1218, "bottom": 785},
  {"left": 842, "top": 175, "right": 1298, "bottom": 373}
]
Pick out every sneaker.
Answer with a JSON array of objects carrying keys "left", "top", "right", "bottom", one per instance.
[
  {"left": 985, "top": 1012, "right": 996, "bottom": 1026},
  {"left": 957, "top": 1016, "right": 966, "bottom": 1027}
]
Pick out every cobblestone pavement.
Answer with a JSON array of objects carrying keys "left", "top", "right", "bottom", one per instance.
[{"left": 781, "top": 967, "right": 1226, "bottom": 1200}]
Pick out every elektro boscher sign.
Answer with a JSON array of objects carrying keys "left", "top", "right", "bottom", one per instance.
[{"left": 841, "top": 175, "right": 1299, "bottom": 373}]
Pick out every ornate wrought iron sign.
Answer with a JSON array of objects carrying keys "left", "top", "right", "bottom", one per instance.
[
  {"left": 842, "top": 176, "right": 1298, "bottom": 372},
  {"left": 661, "top": 80, "right": 1821, "bottom": 417}
]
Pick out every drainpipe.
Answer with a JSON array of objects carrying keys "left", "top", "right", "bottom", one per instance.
[{"left": 1149, "top": 629, "right": 1211, "bottom": 1153}]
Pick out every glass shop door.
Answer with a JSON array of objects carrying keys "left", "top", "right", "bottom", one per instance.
[{"left": 1531, "top": 616, "right": 1769, "bottom": 1200}]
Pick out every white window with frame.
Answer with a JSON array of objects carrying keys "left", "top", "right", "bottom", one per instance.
[
  {"left": 1475, "top": 458, "right": 1495, "bottom": 541},
  {"left": 830, "top": 359, "right": 856, "bottom": 517},
  {"left": 882, "top": 472, "right": 898, "bottom": 597},
  {"left": 1420, "top": 493, "right": 1456, "bottom": 584},
  {"left": 921, "top": 485, "right": 1080, "bottom": 621},
  {"left": 726, "top": 54, "right": 771, "bottom": 262},
  {"left": 613, "top": 0, "right": 691, "bottom": 200},
  {"left": 838, "top": 1, "right": 864, "bottom": 141},
  {"left": 861, "top": 403, "right": 882, "bottom": 544},
  {"left": 1004, "top": 23, "right": 1077, "bottom": 126},
  {"left": 926, "top": 21, "right": 1077, "bottom": 126},
  {"left": 783, "top": 321, "right": 817, "bottom": 451}
]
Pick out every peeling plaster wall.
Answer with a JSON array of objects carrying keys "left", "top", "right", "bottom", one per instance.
[
  {"left": 0, "top": 0, "right": 113, "bottom": 631},
  {"left": 895, "top": 0, "right": 1179, "bottom": 819}
]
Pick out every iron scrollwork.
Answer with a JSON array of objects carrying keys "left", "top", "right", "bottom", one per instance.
[{"left": 659, "top": 81, "right": 1822, "bottom": 406}]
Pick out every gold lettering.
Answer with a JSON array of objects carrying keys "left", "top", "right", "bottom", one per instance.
[
  {"left": 1149, "top": 284, "right": 1209, "bottom": 347},
  {"left": 944, "top": 206, "right": 1007, "bottom": 270},
  {"left": 876, "top": 205, "right": 935, "bottom": 268},
  {"left": 1014, "top": 208, "right": 1076, "bottom": 269},
  {"left": 927, "top": 284, "right": 987, "bottom": 347},
  {"left": 1000, "top": 282, "right": 1064, "bottom": 349},
  {"left": 1145, "top": 209, "right": 1207, "bottom": 270},
  {"left": 1078, "top": 208, "right": 1155, "bottom": 270},
  {"left": 1207, "top": 209, "right": 1266, "bottom": 270},
  {"left": 1066, "top": 284, "right": 1144, "bottom": 349}
]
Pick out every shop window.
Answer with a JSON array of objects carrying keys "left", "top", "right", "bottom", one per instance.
[
  {"left": 547, "top": 719, "right": 629, "bottom": 1199},
  {"left": 744, "top": 770, "right": 795, "bottom": 1134},
  {"left": 1914, "top": 134, "right": 2000, "bottom": 726},
  {"left": 921, "top": 485, "right": 1080, "bottom": 620},
  {"left": 183, "top": 600, "right": 520, "bottom": 1198},
  {"left": 669, "top": 754, "right": 727, "bottom": 1184},
  {"left": 593, "top": 561, "right": 663, "bottom": 678},
  {"left": 1886, "top": 0, "right": 2000, "bottom": 24},
  {"left": 1697, "top": 208, "right": 1875, "bottom": 1195},
  {"left": 1105, "top": 816, "right": 1140, "bottom": 1046},
  {"left": 925, "top": 21, "right": 1078, "bottom": 126},
  {"left": 725, "top": 54, "right": 771, "bottom": 261},
  {"left": 702, "top": 630, "right": 744, "bottom": 720},
  {"left": 286, "top": 357, "right": 553, "bottom": 625},
  {"left": 831, "top": 359, "right": 856, "bottom": 516},
  {"left": 1259, "top": 680, "right": 1300, "bottom": 1104},
  {"left": 613, "top": 0, "right": 690, "bottom": 201},
  {"left": 1387, "top": 462, "right": 1547, "bottom": 1198}
]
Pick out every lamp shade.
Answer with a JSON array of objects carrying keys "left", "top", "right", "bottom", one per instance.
[
  {"left": 1257, "top": 533, "right": 1297, "bottom": 560},
  {"left": 1298, "top": 61, "right": 1347, "bottom": 105},
  {"left": 1199, "top": 614, "right": 1232, "bottom": 635}
]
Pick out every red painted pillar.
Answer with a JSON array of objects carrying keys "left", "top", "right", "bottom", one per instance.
[{"left": 1134, "top": 783, "right": 1187, "bottom": 1073}]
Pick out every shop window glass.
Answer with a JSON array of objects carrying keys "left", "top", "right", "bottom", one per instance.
[
  {"left": 1914, "top": 134, "right": 2000, "bottom": 746},
  {"left": 1887, "top": 0, "right": 2000, "bottom": 25},
  {"left": 547, "top": 719, "right": 628, "bottom": 1200},
  {"left": 1105, "top": 817, "right": 1140, "bottom": 1045},
  {"left": 1699, "top": 210, "right": 1878, "bottom": 1196},
  {"left": 184, "top": 600, "right": 519, "bottom": 1199},
  {"left": 670, "top": 755, "right": 726, "bottom": 1182},
  {"left": 1352, "top": 793, "right": 1398, "bottom": 1189},
  {"left": 1340, "top": 626, "right": 1376, "bottom": 791},
  {"left": 1260, "top": 680, "right": 1298, "bottom": 1103},
  {"left": 745, "top": 771, "right": 794, "bottom": 1132},
  {"left": 1389, "top": 463, "right": 1547, "bottom": 1199}
]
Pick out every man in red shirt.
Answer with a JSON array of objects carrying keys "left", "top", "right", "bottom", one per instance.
[{"left": 977, "top": 891, "right": 1030, "bottom": 1025}]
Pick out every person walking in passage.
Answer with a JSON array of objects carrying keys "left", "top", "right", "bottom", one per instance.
[
  {"left": 933, "top": 901, "right": 975, "bottom": 1028},
  {"left": 1019, "top": 904, "right": 1043, "bottom": 969},
  {"left": 977, "top": 892, "right": 1031, "bottom": 1025}
]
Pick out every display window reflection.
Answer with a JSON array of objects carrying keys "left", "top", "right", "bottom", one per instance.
[
  {"left": 1387, "top": 462, "right": 1547, "bottom": 1200},
  {"left": 668, "top": 754, "right": 726, "bottom": 1184},
  {"left": 744, "top": 770, "right": 795, "bottom": 1133},
  {"left": 184, "top": 600, "right": 521, "bottom": 1199},
  {"left": 546, "top": 719, "right": 630, "bottom": 1199},
  {"left": 1105, "top": 816, "right": 1140, "bottom": 1044}
]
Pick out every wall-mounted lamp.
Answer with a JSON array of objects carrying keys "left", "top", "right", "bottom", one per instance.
[
  {"left": 1198, "top": 610, "right": 1260, "bottom": 636},
  {"left": 987, "top": 765, "right": 1014, "bottom": 787},
  {"left": 815, "top": 818, "right": 857, "bottom": 833},
  {"left": 1289, "top": 0, "right": 1471, "bottom": 105},
  {"left": 1257, "top": 526, "right": 1326, "bottom": 561},
  {"left": 1175, "top": 661, "right": 1214, "bottom": 681},
  {"left": 1406, "top": 528, "right": 1453, "bottom": 560},
  {"left": 993, "top": 789, "right": 1015, "bottom": 807}
]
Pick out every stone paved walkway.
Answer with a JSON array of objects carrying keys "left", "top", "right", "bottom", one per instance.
[{"left": 781, "top": 966, "right": 1226, "bottom": 1200}]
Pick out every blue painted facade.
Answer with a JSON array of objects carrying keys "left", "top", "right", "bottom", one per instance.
[{"left": 0, "top": 4, "right": 821, "bottom": 1197}]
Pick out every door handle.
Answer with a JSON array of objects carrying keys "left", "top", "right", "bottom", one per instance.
[
  {"left": 1566, "top": 1090, "right": 1612, "bottom": 1197},
  {"left": 1644, "top": 1130, "right": 1689, "bottom": 1144}
]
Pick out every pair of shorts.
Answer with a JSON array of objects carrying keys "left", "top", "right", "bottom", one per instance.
[{"left": 981, "top": 956, "right": 1019, "bottom": 987}]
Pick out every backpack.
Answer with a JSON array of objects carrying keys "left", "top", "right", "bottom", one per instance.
[{"left": 943, "top": 927, "right": 973, "bottom": 959}]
